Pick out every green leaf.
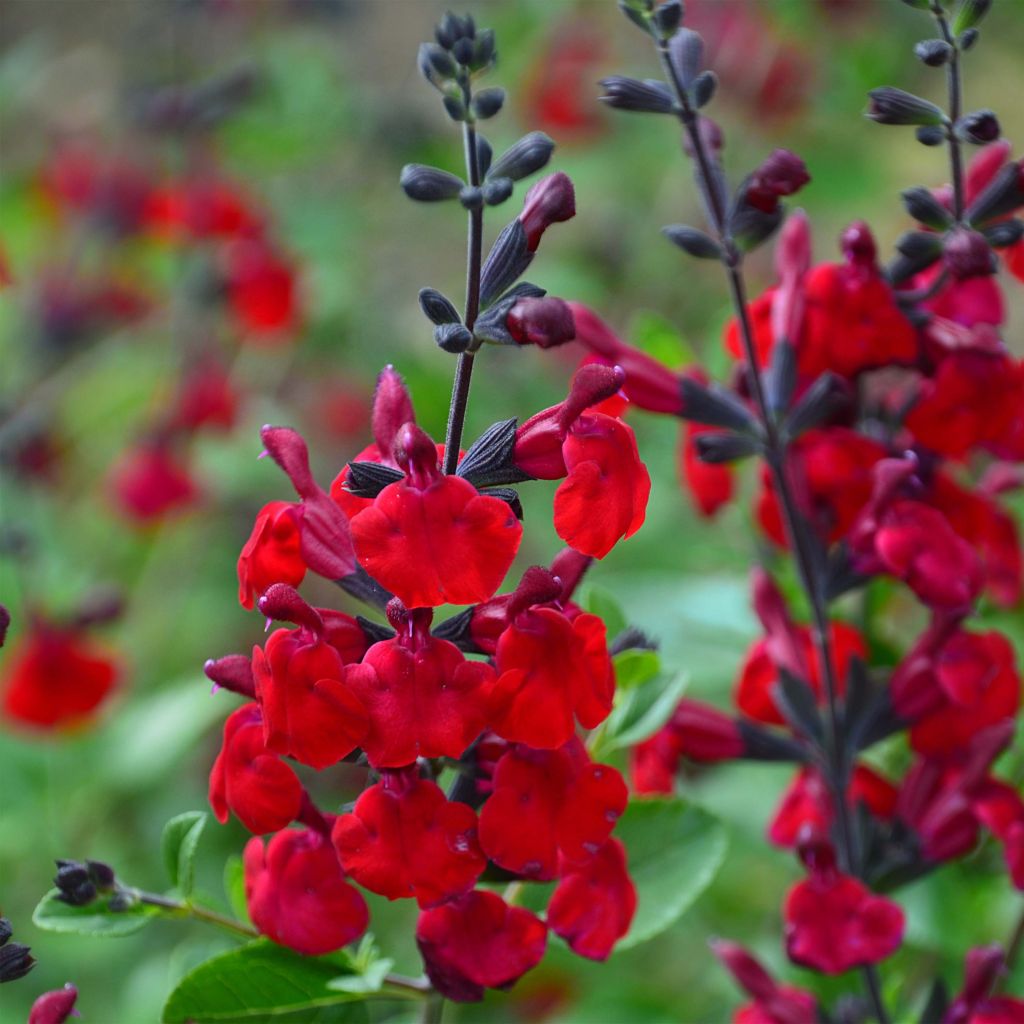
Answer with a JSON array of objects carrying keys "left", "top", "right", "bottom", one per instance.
[
  {"left": 33, "top": 889, "right": 160, "bottom": 938},
  {"left": 612, "top": 648, "right": 661, "bottom": 691},
  {"left": 628, "top": 309, "right": 695, "bottom": 366},
  {"left": 594, "top": 671, "right": 689, "bottom": 757},
  {"left": 616, "top": 798, "right": 728, "bottom": 949},
  {"left": 162, "top": 940, "right": 368, "bottom": 1023},
  {"left": 584, "top": 584, "right": 627, "bottom": 640},
  {"left": 328, "top": 935, "right": 397, "bottom": 995},
  {"left": 162, "top": 812, "right": 207, "bottom": 897},
  {"left": 223, "top": 855, "right": 249, "bottom": 925}
]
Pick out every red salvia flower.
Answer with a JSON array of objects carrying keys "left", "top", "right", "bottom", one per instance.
[
  {"left": 332, "top": 767, "right": 485, "bottom": 907},
  {"left": 169, "top": 358, "right": 238, "bottom": 434},
  {"left": 2, "top": 618, "right": 119, "bottom": 730},
  {"left": 236, "top": 501, "right": 306, "bottom": 610},
  {"left": 28, "top": 986, "right": 78, "bottom": 1024},
  {"left": 350, "top": 423, "right": 522, "bottom": 607},
  {"left": 478, "top": 738, "right": 627, "bottom": 879},
  {"left": 253, "top": 586, "right": 368, "bottom": 770},
  {"left": 711, "top": 939, "right": 818, "bottom": 1024},
  {"left": 896, "top": 760, "right": 980, "bottom": 864},
  {"left": 547, "top": 838, "right": 636, "bottom": 960},
  {"left": 909, "top": 630, "right": 1020, "bottom": 759},
  {"left": 208, "top": 702, "right": 302, "bottom": 835},
  {"left": 416, "top": 890, "right": 547, "bottom": 1003},
  {"left": 784, "top": 836, "right": 904, "bottom": 974},
  {"left": 244, "top": 827, "right": 368, "bottom": 956},
  {"left": 519, "top": 172, "right": 576, "bottom": 252},
  {"left": 223, "top": 237, "right": 300, "bottom": 340},
  {"left": 343, "top": 601, "right": 494, "bottom": 768},
  {"left": 682, "top": 422, "right": 735, "bottom": 518},
  {"left": 488, "top": 569, "right": 613, "bottom": 748},
  {"left": 145, "top": 175, "right": 263, "bottom": 241},
  {"left": 110, "top": 442, "right": 198, "bottom": 523},
  {"left": 943, "top": 945, "right": 1024, "bottom": 1024}
]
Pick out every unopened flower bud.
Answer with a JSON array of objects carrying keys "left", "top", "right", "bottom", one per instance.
[
  {"left": 956, "top": 110, "right": 1000, "bottom": 145},
  {"left": 914, "top": 39, "right": 952, "bottom": 66},
  {"left": 518, "top": 172, "right": 576, "bottom": 251},
  {"left": 598, "top": 76, "right": 675, "bottom": 114},
  {"left": 744, "top": 149, "right": 811, "bottom": 213},
  {"left": 28, "top": 985, "right": 78, "bottom": 1024},
  {"left": 472, "top": 87, "right": 505, "bottom": 120},
  {"left": 943, "top": 227, "right": 995, "bottom": 279},
  {"left": 506, "top": 297, "right": 575, "bottom": 349},
  {"left": 54, "top": 859, "right": 98, "bottom": 906},
  {"left": 866, "top": 86, "right": 944, "bottom": 126},
  {"left": 840, "top": 220, "right": 877, "bottom": 268},
  {"left": 488, "top": 132, "right": 555, "bottom": 182}
]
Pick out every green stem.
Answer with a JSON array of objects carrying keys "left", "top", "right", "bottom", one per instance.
[
  {"left": 135, "top": 890, "right": 258, "bottom": 939},
  {"left": 421, "top": 992, "right": 446, "bottom": 1024}
]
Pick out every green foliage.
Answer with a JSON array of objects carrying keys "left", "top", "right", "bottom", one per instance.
[
  {"left": 616, "top": 798, "right": 729, "bottom": 950},
  {"left": 33, "top": 890, "right": 160, "bottom": 938},
  {"left": 328, "top": 935, "right": 396, "bottom": 995},
  {"left": 161, "top": 941, "right": 369, "bottom": 1023},
  {"left": 592, "top": 669, "right": 689, "bottom": 757},
  {"left": 162, "top": 812, "right": 208, "bottom": 898}
]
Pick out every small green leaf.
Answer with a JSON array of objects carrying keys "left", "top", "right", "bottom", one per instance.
[
  {"left": 615, "top": 798, "right": 728, "bottom": 949},
  {"left": 162, "top": 812, "right": 208, "bottom": 897},
  {"left": 33, "top": 889, "right": 160, "bottom": 938},
  {"left": 584, "top": 585, "right": 627, "bottom": 640},
  {"left": 613, "top": 648, "right": 661, "bottom": 690},
  {"left": 223, "top": 855, "right": 249, "bottom": 925},
  {"left": 162, "top": 940, "right": 367, "bottom": 1023},
  {"left": 327, "top": 958, "right": 394, "bottom": 995},
  {"left": 628, "top": 309, "right": 696, "bottom": 366},
  {"left": 593, "top": 671, "right": 688, "bottom": 758}
]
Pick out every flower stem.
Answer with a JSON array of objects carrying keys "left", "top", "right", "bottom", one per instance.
[
  {"left": 647, "top": 21, "right": 889, "bottom": 1024},
  {"left": 420, "top": 991, "right": 446, "bottom": 1024},
  {"left": 442, "top": 111, "right": 484, "bottom": 475},
  {"left": 932, "top": 5, "right": 965, "bottom": 221},
  {"left": 135, "top": 889, "right": 258, "bottom": 939}
]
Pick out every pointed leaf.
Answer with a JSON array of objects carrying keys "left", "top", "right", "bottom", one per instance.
[{"left": 162, "top": 811, "right": 208, "bottom": 897}]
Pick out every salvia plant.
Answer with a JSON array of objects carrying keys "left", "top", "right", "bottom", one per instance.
[{"left": 13, "top": 1, "right": 1024, "bottom": 1022}]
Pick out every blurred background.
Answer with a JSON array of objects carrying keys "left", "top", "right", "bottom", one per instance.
[{"left": 2, "top": 1, "right": 1023, "bottom": 1020}]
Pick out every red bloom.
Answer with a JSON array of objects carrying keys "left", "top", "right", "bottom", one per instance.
[
  {"left": 711, "top": 940, "right": 818, "bottom": 1024},
  {"left": 906, "top": 352, "right": 1023, "bottom": 461},
  {"left": 784, "top": 841, "right": 904, "bottom": 974},
  {"left": 236, "top": 501, "right": 306, "bottom": 610},
  {"left": 897, "top": 759, "right": 980, "bottom": 863},
  {"left": 682, "top": 423, "right": 734, "bottom": 518},
  {"left": 547, "top": 838, "right": 636, "bottom": 960},
  {"left": 554, "top": 412, "right": 651, "bottom": 558},
  {"left": 744, "top": 149, "right": 811, "bottom": 214},
  {"left": 169, "top": 359, "right": 238, "bottom": 433},
  {"left": 416, "top": 890, "right": 547, "bottom": 1003},
  {"left": 630, "top": 727, "right": 683, "bottom": 795},
  {"left": 343, "top": 602, "right": 494, "bottom": 768},
  {"left": 351, "top": 424, "right": 521, "bottom": 607},
  {"left": 519, "top": 172, "right": 576, "bottom": 252},
  {"left": 145, "top": 175, "right": 263, "bottom": 240},
  {"left": 28, "top": 986, "right": 78, "bottom": 1024},
  {"left": 735, "top": 622, "right": 865, "bottom": 727},
  {"left": 244, "top": 828, "right": 368, "bottom": 956},
  {"left": 2, "top": 619, "right": 119, "bottom": 730},
  {"left": 478, "top": 739, "right": 627, "bottom": 879},
  {"left": 332, "top": 768, "right": 485, "bottom": 907},
  {"left": 110, "top": 442, "right": 198, "bottom": 523},
  {"left": 253, "top": 588, "right": 368, "bottom": 770},
  {"left": 931, "top": 474, "right": 1022, "bottom": 607},
  {"left": 972, "top": 780, "right": 1024, "bottom": 889},
  {"left": 768, "top": 765, "right": 896, "bottom": 848},
  {"left": 488, "top": 578, "right": 613, "bottom": 748},
  {"left": 909, "top": 630, "right": 1020, "bottom": 759},
  {"left": 944, "top": 945, "right": 1024, "bottom": 1024},
  {"left": 209, "top": 703, "right": 302, "bottom": 835},
  {"left": 224, "top": 238, "right": 299, "bottom": 340}
]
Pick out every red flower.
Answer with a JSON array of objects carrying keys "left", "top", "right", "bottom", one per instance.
[
  {"left": 547, "top": 838, "right": 636, "bottom": 960},
  {"left": 224, "top": 238, "right": 299, "bottom": 340},
  {"left": 682, "top": 422, "right": 735, "bottom": 518},
  {"left": 332, "top": 768, "right": 485, "bottom": 907},
  {"left": 208, "top": 703, "right": 302, "bottom": 835},
  {"left": 519, "top": 173, "right": 576, "bottom": 252},
  {"left": 2, "top": 618, "right": 119, "bottom": 730},
  {"left": 110, "top": 442, "right": 198, "bottom": 523},
  {"left": 253, "top": 587, "right": 368, "bottom": 770},
  {"left": 711, "top": 940, "right": 818, "bottom": 1024},
  {"left": 145, "top": 175, "right": 263, "bottom": 240},
  {"left": 735, "top": 621, "right": 865, "bottom": 727},
  {"left": 169, "top": 359, "right": 238, "bottom": 433},
  {"left": 351, "top": 424, "right": 522, "bottom": 607},
  {"left": 28, "top": 986, "right": 78, "bottom": 1024},
  {"left": 260, "top": 426, "right": 356, "bottom": 583},
  {"left": 906, "top": 352, "right": 1023, "bottom": 461},
  {"left": 744, "top": 149, "right": 811, "bottom": 214},
  {"left": 488, "top": 573, "right": 613, "bottom": 748},
  {"left": 244, "top": 828, "right": 368, "bottom": 956},
  {"left": 343, "top": 602, "right": 494, "bottom": 768},
  {"left": 909, "top": 630, "right": 1020, "bottom": 759},
  {"left": 416, "top": 890, "right": 547, "bottom": 1003},
  {"left": 784, "top": 840, "right": 904, "bottom": 974},
  {"left": 478, "top": 739, "right": 627, "bottom": 879},
  {"left": 896, "top": 760, "right": 980, "bottom": 863},
  {"left": 768, "top": 765, "right": 896, "bottom": 848},
  {"left": 236, "top": 501, "right": 306, "bottom": 610},
  {"left": 553, "top": 412, "right": 650, "bottom": 558},
  {"left": 972, "top": 780, "right": 1024, "bottom": 889},
  {"left": 944, "top": 945, "right": 1024, "bottom": 1024}
]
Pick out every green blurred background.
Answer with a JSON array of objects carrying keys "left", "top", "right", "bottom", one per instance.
[{"left": 1, "top": 1, "right": 1023, "bottom": 1020}]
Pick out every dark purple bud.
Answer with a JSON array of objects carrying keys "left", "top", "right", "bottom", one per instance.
[
  {"left": 482, "top": 178, "right": 513, "bottom": 206},
  {"left": 418, "top": 288, "right": 461, "bottom": 326},
  {"left": 434, "top": 323, "right": 475, "bottom": 353},
  {"left": 662, "top": 225, "right": 722, "bottom": 259},
  {"left": 956, "top": 110, "right": 1000, "bottom": 145},
  {"left": 985, "top": 218, "right": 1024, "bottom": 248},
  {"left": 518, "top": 172, "right": 576, "bottom": 252},
  {"left": 459, "top": 185, "right": 483, "bottom": 210},
  {"left": 598, "top": 76, "right": 675, "bottom": 114},
  {"left": 653, "top": 0, "right": 684, "bottom": 38},
  {"left": 54, "top": 860, "right": 98, "bottom": 906},
  {"left": 668, "top": 28, "right": 704, "bottom": 87},
  {"left": 744, "top": 149, "right": 810, "bottom": 213},
  {"left": 488, "top": 132, "right": 555, "bottom": 182},
  {"left": 682, "top": 115, "right": 724, "bottom": 157},
  {"left": 417, "top": 43, "right": 457, "bottom": 88},
  {"left": 691, "top": 70, "right": 717, "bottom": 108},
  {"left": 399, "top": 164, "right": 464, "bottom": 202},
  {"left": 916, "top": 125, "right": 947, "bottom": 146},
  {"left": 866, "top": 86, "right": 944, "bottom": 126},
  {"left": 0, "top": 603, "right": 9, "bottom": 647},
  {"left": 914, "top": 39, "right": 952, "bottom": 66},
  {"left": 472, "top": 87, "right": 505, "bottom": 120},
  {"left": 901, "top": 186, "right": 954, "bottom": 229},
  {"left": 966, "top": 161, "right": 1024, "bottom": 225},
  {"left": 506, "top": 297, "right": 576, "bottom": 349},
  {"left": 943, "top": 227, "right": 996, "bottom": 279},
  {"left": 0, "top": 941, "right": 35, "bottom": 983}
]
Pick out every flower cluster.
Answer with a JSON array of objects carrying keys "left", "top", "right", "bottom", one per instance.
[
  {"left": 592, "top": 0, "right": 1022, "bottom": 1018},
  {"left": 206, "top": 13, "right": 649, "bottom": 1002}
]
